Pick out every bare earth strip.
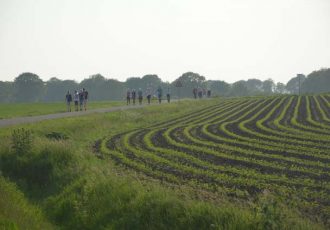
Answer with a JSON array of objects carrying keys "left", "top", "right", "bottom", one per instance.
[{"left": 0, "top": 103, "right": 163, "bottom": 128}]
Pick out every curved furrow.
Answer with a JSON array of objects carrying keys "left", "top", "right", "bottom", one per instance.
[
  {"left": 192, "top": 124, "right": 330, "bottom": 168},
  {"left": 164, "top": 125, "right": 330, "bottom": 187},
  {"left": 148, "top": 98, "right": 255, "bottom": 131},
  {"left": 253, "top": 96, "right": 330, "bottom": 144},
  {"left": 322, "top": 94, "right": 330, "bottom": 105},
  {"left": 189, "top": 99, "right": 253, "bottom": 125},
  {"left": 196, "top": 97, "right": 330, "bottom": 163},
  {"left": 161, "top": 127, "right": 330, "bottom": 207},
  {"left": 122, "top": 130, "right": 266, "bottom": 195},
  {"left": 289, "top": 96, "right": 330, "bottom": 135},
  {"left": 150, "top": 97, "right": 260, "bottom": 130},
  {"left": 198, "top": 96, "right": 330, "bottom": 159},
  {"left": 147, "top": 100, "right": 231, "bottom": 129},
  {"left": 217, "top": 96, "right": 330, "bottom": 152},
  {"left": 107, "top": 130, "right": 226, "bottom": 185},
  {"left": 278, "top": 96, "right": 330, "bottom": 141},
  {"left": 146, "top": 127, "right": 330, "bottom": 198},
  {"left": 104, "top": 139, "right": 330, "bottom": 213},
  {"left": 316, "top": 95, "right": 330, "bottom": 122},
  {"left": 241, "top": 96, "right": 330, "bottom": 147},
  {"left": 305, "top": 96, "right": 330, "bottom": 129},
  {"left": 258, "top": 96, "right": 330, "bottom": 141}
]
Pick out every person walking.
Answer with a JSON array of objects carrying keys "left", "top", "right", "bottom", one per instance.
[
  {"left": 138, "top": 88, "right": 143, "bottom": 105},
  {"left": 132, "top": 89, "right": 136, "bottom": 105},
  {"left": 156, "top": 86, "right": 163, "bottom": 104},
  {"left": 193, "top": 87, "right": 197, "bottom": 99},
  {"left": 126, "top": 89, "right": 131, "bottom": 105},
  {"left": 74, "top": 90, "right": 79, "bottom": 111},
  {"left": 207, "top": 89, "right": 211, "bottom": 98},
  {"left": 83, "top": 88, "right": 88, "bottom": 111},
  {"left": 79, "top": 89, "right": 84, "bottom": 111},
  {"left": 65, "top": 91, "right": 72, "bottom": 112},
  {"left": 166, "top": 87, "right": 171, "bottom": 103},
  {"left": 146, "top": 87, "right": 151, "bottom": 104},
  {"left": 198, "top": 87, "right": 203, "bottom": 99}
]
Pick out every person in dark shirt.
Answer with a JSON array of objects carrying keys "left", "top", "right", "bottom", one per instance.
[
  {"left": 198, "top": 87, "right": 203, "bottom": 99},
  {"left": 138, "top": 88, "right": 143, "bottom": 105},
  {"left": 207, "top": 89, "right": 211, "bottom": 98},
  {"left": 65, "top": 91, "right": 72, "bottom": 112},
  {"left": 193, "top": 88, "right": 197, "bottom": 99},
  {"left": 156, "top": 86, "right": 163, "bottom": 104},
  {"left": 83, "top": 88, "right": 88, "bottom": 111},
  {"left": 146, "top": 87, "right": 151, "bottom": 104},
  {"left": 79, "top": 89, "right": 84, "bottom": 111},
  {"left": 166, "top": 87, "right": 170, "bottom": 103},
  {"left": 132, "top": 89, "right": 136, "bottom": 105},
  {"left": 126, "top": 89, "right": 131, "bottom": 105}
]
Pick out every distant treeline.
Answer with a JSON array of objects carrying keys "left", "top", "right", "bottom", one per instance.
[{"left": 0, "top": 68, "right": 329, "bottom": 102}]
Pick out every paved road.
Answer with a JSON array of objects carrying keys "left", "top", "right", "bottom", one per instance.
[{"left": 0, "top": 103, "right": 164, "bottom": 128}]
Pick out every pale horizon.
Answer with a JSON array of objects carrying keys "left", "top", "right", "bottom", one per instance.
[{"left": 0, "top": 0, "right": 329, "bottom": 84}]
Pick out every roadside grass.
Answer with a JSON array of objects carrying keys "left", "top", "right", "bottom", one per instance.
[
  {"left": 0, "top": 98, "right": 326, "bottom": 229},
  {"left": 0, "top": 176, "right": 54, "bottom": 230},
  {"left": 0, "top": 100, "right": 125, "bottom": 119}
]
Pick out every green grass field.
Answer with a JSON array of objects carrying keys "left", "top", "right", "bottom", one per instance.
[
  {"left": 0, "top": 100, "right": 125, "bottom": 119},
  {"left": 0, "top": 95, "right": 329, "bottom": 229}
]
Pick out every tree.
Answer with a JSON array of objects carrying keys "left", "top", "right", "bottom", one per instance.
[
  {"left": 0, "top": 81, "right": 14, "bottom": 102},
  {"left": 80, "top": 74, "right": 110, "bottom": 100},
  {"left": 124, "top": 75, "right": 165, "bottom": 97},
  {"left": 262, "top": 79, "right": 275, "bottom": 94},
  {"left": 172, "top": 72, "right": 206, "bottom": 98},
  {"left": 107, "top": 79, "right": 125, "bottom": 100},
  {"left": 44, "top": 77, "right": 78, "bottom": 102},
  {"left": 207, "top": 80, "right": 230, "bottom": 96},
  {"left": 125, "top": 77, "right": 143, "bottom": 91},
  {"left": 286, "top": 74, "right": 306, "bottom": 94},
  {"left": 13, "top": 72, "right": 44, "bottom": 102},
  {"left": 246, "top": 79, "right": 263, "bottom": 95},
  {"left": 230, "top": 81, "right": 248, "bottom": 96},
  {"left": 301, "top": 68, "right": 330, "bottom": 93},
  {"left": 275, "top": 82, "right": 286, "bottom": 94},
  {"left": 141, "top": 74, "right": 163, "bottom": 92}
]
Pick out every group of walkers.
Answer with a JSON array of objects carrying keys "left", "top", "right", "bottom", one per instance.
[
  {"left": 126, "top": 86, "right": 171, "bottom": 105},
  {"left": 193, "top": 87, "right": 211, "bottom": 99},
  {"left": 65, "top": 88, "right": 89, "bottom": 112},
  {"left": 65, "top": 85, "right": 211, "bottom": 111}
]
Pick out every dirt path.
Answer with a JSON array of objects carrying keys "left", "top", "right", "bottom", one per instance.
[{"left": 0, "top": 103, "right": 165, "bottom": 128}]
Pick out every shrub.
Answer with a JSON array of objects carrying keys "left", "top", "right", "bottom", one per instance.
[
  {"left": 45, "top": 132, "right": 68, "bottom": 141},
  {"left": 11, "top": 128, "right": 32, "bottom": 156},
  {"left": 0, "top": 137, "right": 78, "bottom": 199}
]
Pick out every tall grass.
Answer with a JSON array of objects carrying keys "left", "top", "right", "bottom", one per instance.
[
  {"left": 44, "top": 169, "right": 321, "bottom": 230},
  {"left": 0, "top": 129, "right": 80, "bottom": 199},
  {"left": 0, "top": 176, "right": 54, "bottom": 230}
]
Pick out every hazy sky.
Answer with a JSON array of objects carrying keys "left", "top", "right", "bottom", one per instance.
[{"left": 0, "top": 0, "right": 329, "bottom": 83}]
